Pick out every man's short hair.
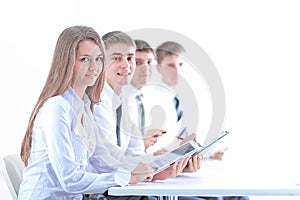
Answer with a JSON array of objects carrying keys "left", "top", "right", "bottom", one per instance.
[
  {"left": 134, "top": 39, "right": 154, "bottom": 55},
  {"left": 156, "top": 41, "right": 185, "bottom": 64},
  {"left": 102, "top": 31, "right": 136, "bottom": 50}
]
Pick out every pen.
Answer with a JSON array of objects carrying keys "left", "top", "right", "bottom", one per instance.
[{"left": 176, "top": 136, "right": 184, "bottom": 140}]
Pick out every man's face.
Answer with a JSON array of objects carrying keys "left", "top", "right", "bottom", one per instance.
[
  {"left": 105, "top": 43, "right": 136, "bottom": 90},
  {"left": 157, "top": 54, "right": 184, "bottom": 86},
  {"left": 131, "top": 50, "right": 155, "bottom": 89}
]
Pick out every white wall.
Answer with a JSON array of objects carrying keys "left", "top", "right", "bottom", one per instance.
[{"left": 1, "top": 0, "right": 300, "bottom": 180}]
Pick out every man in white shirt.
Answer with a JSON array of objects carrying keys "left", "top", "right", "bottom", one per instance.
[
  {"left": 94, "top": 31, "right": 189, "bottom": 182},
  {"left": 142, "top": 41, "right": 248, "bottom": 200},
  {"left": 132, "top": 40, "right": 201, "bottom": 174},
  {"left": 94, "top": 31, "right": 146, "bottom": 156},
  {"left": 142, "top": 41, "right": 199, "bottom": 154},
  {"left": 129, "top": 39, "right": 167, "bottom": 152}
]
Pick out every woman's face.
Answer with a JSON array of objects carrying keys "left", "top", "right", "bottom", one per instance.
[{"left": 72, "top": 39, "right": 104, "bottom": 95}]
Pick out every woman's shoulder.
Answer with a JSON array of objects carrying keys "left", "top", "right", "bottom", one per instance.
[
  {"left": 45, "top": 94, "right": 69, "bottom": 106},
  {"left": 41, "top": 92, "right": 75, "bottom": 115}
]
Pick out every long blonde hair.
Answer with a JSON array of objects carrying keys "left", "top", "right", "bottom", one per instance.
[{"left": 21, "top": 26, "right": 105, "bottom": 166}]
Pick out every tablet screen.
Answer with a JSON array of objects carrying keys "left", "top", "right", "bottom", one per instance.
[
  {"left": 193, "top": 131, "right": 229, "bottom": 156},
  {"left": 152, "top": 131, "right": 229, "bottom": 174},
  {"left": 152, "top": 140, "right": 200, "bottom": 174}
]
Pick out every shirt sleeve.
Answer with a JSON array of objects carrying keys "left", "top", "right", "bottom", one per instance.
[
  {"left": 40, "top": 99, "right": 128, "bottom": 194},
  {"left": 114, "top": 171, "right": 131, "bottom": 186},
  {"left": 89, "top": 123, "right": 140, "bottom": 173},
  {"left": 93, "top": 87, "right": 143, "bottom": 171}
]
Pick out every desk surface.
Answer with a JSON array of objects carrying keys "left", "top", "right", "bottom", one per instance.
[{"left": 109, "top": 160, "right": 300, "bottom": 196}]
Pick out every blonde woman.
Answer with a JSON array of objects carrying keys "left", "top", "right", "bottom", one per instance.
[{"left": 19, "top": 26, "right": 153, "bottom": 200}]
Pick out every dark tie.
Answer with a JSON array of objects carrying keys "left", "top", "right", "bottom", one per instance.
[
  {"left": 173, "top": 95, "right": 183, "bottom": 122},
  {"left": 136, "top": 94, "right": 145, "bottom": 135},
  {"left": 116, "top": 104, "right": 122, "bottom": 146}
]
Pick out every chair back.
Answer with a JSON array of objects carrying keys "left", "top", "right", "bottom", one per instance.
[
  {"left": 3, "top": 154, "right": 25, "bottom": 197},
  {"left": 1, "top": 155, "right": 18, "bottom": 200}
]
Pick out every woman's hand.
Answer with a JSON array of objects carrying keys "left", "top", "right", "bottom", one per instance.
[
  {"left": 152, "top": 156, "right": 190, "bottom": 181},
  {"left": 130, "top": 162, "right": 154, "bottom": 184},
  {"left": 182, "top": 153, "right": 202, "bottom": 173}
]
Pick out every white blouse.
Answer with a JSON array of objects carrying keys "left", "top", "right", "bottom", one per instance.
[{"left": 18, "top": 87, "right": 138, "bottom": 200}]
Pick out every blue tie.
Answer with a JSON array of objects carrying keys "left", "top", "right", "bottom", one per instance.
[
  {"left": 173, "top": 95, "right": 183, "bottom": 122},
  {"left": 116, "top": 104, "right": 122, "bottom": 146},
  {"left": 136, "top": 94, "right": 145, "bottom": 136}
]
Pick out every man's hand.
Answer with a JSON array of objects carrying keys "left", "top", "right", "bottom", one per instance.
[
  {"left": 143, "top": 129, "right": 165, "bottom": 149},
  {"left": 209, "top": 148, "right": 228, "bottom": 160},
  {"left": 179, "top": 133, "right": 197, "bottom": 145}
]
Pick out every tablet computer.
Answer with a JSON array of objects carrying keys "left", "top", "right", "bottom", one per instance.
[
  {"left": 192, "top": 131, "right": 229, "bottom": 157},
  {"left": 152, "top": 130, "right": 229, "bottom": 174},
  {"left": 152, "top": 140, "right": 200, "bottom": 174}
]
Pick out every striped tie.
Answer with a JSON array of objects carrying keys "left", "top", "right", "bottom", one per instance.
[
  {"left": 136, "top": 94, "right": 145, "bottom": 135},
  {"left": 173, "top": 95, "right": 183, "bottom": 122},
  {"left": 116, "top": 104, "right": 122, "bottom": 146}
]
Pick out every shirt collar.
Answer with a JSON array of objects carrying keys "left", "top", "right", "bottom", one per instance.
[
  {"left": 123, "top": 84, "right": 142, "bottom": 98},
  {"left": 104, "top": 82, "right": 122, "bottom": 110},
  {"left": 63, "top": 87, "right": 91, "bottom": 116}
]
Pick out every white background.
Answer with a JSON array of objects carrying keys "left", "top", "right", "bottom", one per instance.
[{"left": 1, "top": 0, "right": 300, "bottom": 186}]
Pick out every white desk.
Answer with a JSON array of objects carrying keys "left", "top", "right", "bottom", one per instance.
[{"left": 108, "top": 160, "right": 300, "bottom": 198}]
